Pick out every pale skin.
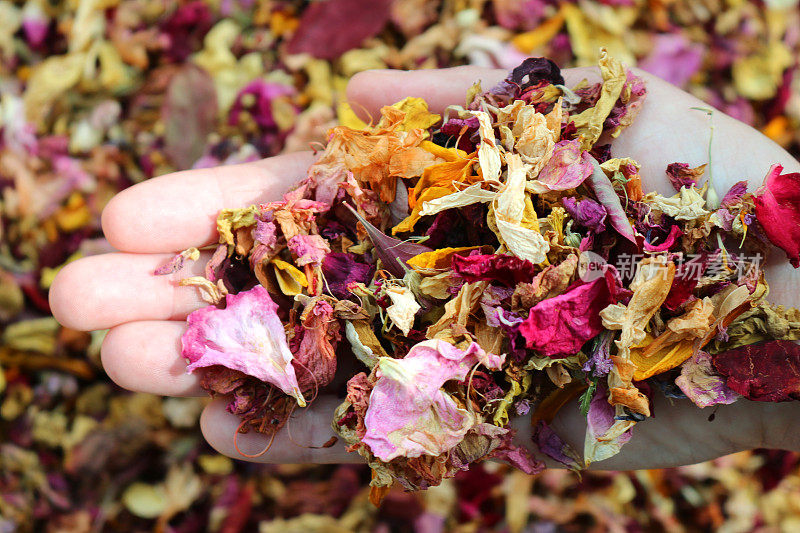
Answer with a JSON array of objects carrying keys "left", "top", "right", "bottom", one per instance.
[{"left": 50, "top": 66, "right": 800, "bottom": 469}]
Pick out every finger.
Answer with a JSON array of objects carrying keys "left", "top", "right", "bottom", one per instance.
[
  {"left": 512, "top": 392, "right": 765, "bottom": 470},
  {"left": 101, "top": 320, "right": 203, "bottom": 397},
  {"left": 346, "top": 65, "right": 598, "bottom": 120},
  {"left": 610, "top": 68, "right": 800, "bottom": 196},
  {"left": 50, "top": 251, "right": 211, "bottom": 331},
  {"left": 347, "top": 66, "right": 505, "bottom": 119},
  {"left": 101, "top": 151, "right": 317, "bottom": 254},
  {"left": 201, "top": 397, "right": 359, "bottom": 464}
]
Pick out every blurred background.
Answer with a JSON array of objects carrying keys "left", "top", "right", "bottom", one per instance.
[{"left": 1, "top": 0, "right": 800, "bottom": 531}]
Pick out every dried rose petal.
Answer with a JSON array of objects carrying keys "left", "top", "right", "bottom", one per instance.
[
  {"left": 452, "top": 252, "right": 537, "bottom": 286},
  {"left": 530, "top": 139, "right": 593, "bottom": 193},
  {"left": 712, "top": 340, "right": 800, "bottom": 402},
  {"left": 363, "top": 340, "right": 504, "bottom": 461},
  {"left": 753, "top": 164, "right": 800, "bottom": 267},
  {"left": 321, "top": 252, "right": 374, "bottom": 299},
  {"left": 665, "top": 162, "right": 707, "bottom": 192},
  {"left": 642, "top": 225, "right": 683, "bottom": 252},
  {"left": 519, "top": 269, "right": 623, "bottom": 357},
  {"left": 587, "top": 157, "right": 637, "bottom": 243},
  {"left": 488, "top": 57, "right": 564, "bottom": 100},
  {"left": 562, "top": 196, "right": 607, "bottom": 233},
  {"left": 720, "top": 180, "right": 748, "bottom": 208},
  {"left": 288, "top": 234, "right": 331, "bottom": 266},
  {"left": 182, "top": 285, "right": 306, "bottom": 406},
  {"left": 584, "top": 386, "right": 633, "bottom": 464},
  {"left": 533, "top": 421, "right": 581, "bottom": 469}
]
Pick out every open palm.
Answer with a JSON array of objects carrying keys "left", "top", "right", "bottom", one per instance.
[{"left": 50, "top": 66, "right": 800, "bottom": 469}]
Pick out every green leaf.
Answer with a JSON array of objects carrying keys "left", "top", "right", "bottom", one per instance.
[{"left": 579, "top": 377, "right": 598, "bottom": 417}]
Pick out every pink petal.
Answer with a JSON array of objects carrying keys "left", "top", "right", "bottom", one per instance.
[
  {"left": 518, "top": 269, "right": 623, "bottom": 357},
  {"left": 534, "top": 139, "right": 593, "bottom": 191},
  {"left": 363, "top": 340, "right": 504, "bottom": 461},
  {"left": 287, "top": 234, "right": 331, "bottom": 266},
  {"left": 182, "top": 285, "right": 305, "bottom": 405}
]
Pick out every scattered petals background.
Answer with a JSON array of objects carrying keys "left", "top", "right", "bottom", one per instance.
[{"left": 2, "top": 0, "right": 800, "bottom": 531}]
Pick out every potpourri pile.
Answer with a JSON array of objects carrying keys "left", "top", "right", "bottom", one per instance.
[{"left": 172, "top": 49, "right": 800, "bottom": 499}]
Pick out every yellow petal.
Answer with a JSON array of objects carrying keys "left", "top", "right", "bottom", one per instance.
[
  {"left": 420, "top": 140, "right": 467, "bottom": 162},
  {"left": 512, "top": 9, "right": 565, "bottom": 53},
  {"left": 271, "top": 258, "right": 308, "bottom": 296},
  {"left": 336, "top": 101, "right": 368, "bottom": 130},
  {"left": 569, "top": 48, "right": 627, "bottom": 150},
  {"left": 408, "top": 153, "right": 479, "bottom": 208},
  {"left": 217, "top": 205, "right": 259, "bottom": 246},
  {"left": 393, "top": 185, "right": 454, "bottom": 234},
  {"left": 388, "top": 96, "right": 441, "bottom": 131},
  {"left": 406, "top": 246, "right": 480, "bottom": 271},
  {"left": 630, "top": 335, "right": 694, "bottom": 381}
]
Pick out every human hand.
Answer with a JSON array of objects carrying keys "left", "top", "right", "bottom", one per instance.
[{"left": 50, "top": 66, "right": 800, "bottom": 469}]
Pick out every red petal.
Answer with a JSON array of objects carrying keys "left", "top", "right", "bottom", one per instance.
[
  {"left": 754, "top": 164, "right": 800, "bottom": 268},
  {"left": 712, "top": 340, "right": 800, "bottom": 402},
  {"left": 287, "top": 0, "right": 393, "bottom": 60}
]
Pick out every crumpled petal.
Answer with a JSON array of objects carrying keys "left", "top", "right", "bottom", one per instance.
[
  {"left": 385, "top": 285, "right": 421, "bottom": 336},
  {"left": 452, "top": 252, "right": 537, "bottom": 286},
  {"left": 511, "top": 254, "right": 578, "bottom": 311},
  {"left": 719, "top": 180, "right": 748, "bottom": 208},
  {"left": 488, "top": 56, "right": 564, "bottom": 99},
  {"left": 182, "top": 285, "right": 306, "bottom": 406},
  {"left": 562, "top": 196, "right": 607, "bottom": 233},
  {"left": 288, "top": 234, "right": 331, "bottom": 266},
  {"left": 321, "top": 252, "right": 374, "bottom": 299},
  {"left": 665, "top": 162, "right": 707, "bottom": 192},
  {"left": 651, "top": 186, "right": 711, "bottom": 221},
  {"left": 494, "top": 153, "right": 550, "bottom": 263},
  {"left": 512, "top": 105, "right": 559, "bottom": 174},
  {"left": 642, "top": 224, "right": 683, "bottom": 252},
  {"left": 584, "top": 386, "right": 634, "bottom": 465},
  {"left": 363, "top": 339, "right": 505, "bottom": 461},
  {"left": 569, "top": 48, "right": 627, "bottom": 150},
  {"left": 418, "top": 183, "right": 496, "bottom": 217},
  {"left": 474, "top": 111, "right": 502, "bottom": 182},
  {"left": 600, "top": 257, "right": 675, "bottom": 359},
  {"left": 293, "top": 297, "right": 340, "bottom": 393},
  {"left": 675, "top": 351, "right": 739, "bottom": 408},
  {"left": 629, "top": 336, "right": 694, "bottom": 381},
  {"left": 519, "top": 268, "right": 623, "bottom": 357},
  {"left": 528, "top": 139, "right": 593, "bottom": 193}
]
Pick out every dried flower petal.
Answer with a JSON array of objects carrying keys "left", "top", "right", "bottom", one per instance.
[
  {"left": 520, "top": 268, "right": 623, "bottom": 357},
  {"left": 712, "top": 340, "right": 800, "bottom": 402},
  {"left": 675, "top": 351, "right": 739, "bottom": 408},
  {"left": 182, "top": 285, "right": 306, "bottom": 406},
  {"left": 528, "top": 139, "right": 593, "bottom": 193},
  {"left": 363, "top": 340, "right": 504, "bottom": 461},
  {"left": 753, "top": 164, "right": 800, "bottom": 267}
]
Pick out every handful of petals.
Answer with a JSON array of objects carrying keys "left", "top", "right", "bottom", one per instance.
[{"left": 165, "top": 49, "right": 800, "bottom": 496}]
